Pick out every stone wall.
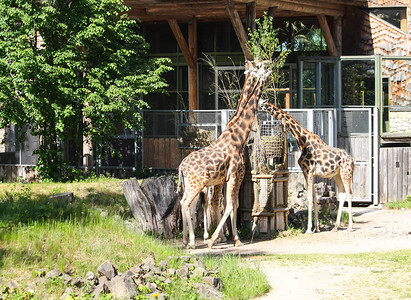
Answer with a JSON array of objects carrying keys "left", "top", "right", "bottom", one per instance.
[{"left": 388, "top": 111, "right": 411, "bottom": 133}]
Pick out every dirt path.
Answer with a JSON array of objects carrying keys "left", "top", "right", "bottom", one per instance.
[{"left": 189, "top": 207, "right": 411, "bottom": 299}]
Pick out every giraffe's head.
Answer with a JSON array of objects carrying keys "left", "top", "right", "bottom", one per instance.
[
  {"left": 244, "top": 60, "right": 271, "bottom": 82},
  {"left": 258, "top": 98, "right": 269, "bottom": 110}
]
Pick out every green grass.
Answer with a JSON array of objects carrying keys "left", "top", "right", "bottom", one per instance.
[
  {"left": 386, "top": 195, "right": 411, "bottom": 210},
  {"left": 204, "top": 255, "right": 270, "bottom": 300},
  {"left": 264, "top": 249, "right": 411, "bottom": 299},
  {"left": 0, "top": 178, "right": 269, "bottom": 299}
]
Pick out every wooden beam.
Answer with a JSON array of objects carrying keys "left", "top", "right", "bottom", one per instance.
[
  {"left": 317, "top": 14, "right": 338, "bottom": 56},
  {"left": 333, "top": 16, "right": 342, "bottom": 56},
  {"left": 223, "top": 0, "right": 253, "bottom": 61},
  {"left": 168, "top": 19, "right": 196, "bottom": 68},
  {"left": 188, "top": 21, "right": 198, "bottom": 111},
  {"left": 236, "top": 0, "right": 345, "bottom": 17},
  {"left": 267, "top": 6, "right": 277, "bottom": 18},
  {"left": 246, "top": 2, "right": 256, "bottom": 33}
]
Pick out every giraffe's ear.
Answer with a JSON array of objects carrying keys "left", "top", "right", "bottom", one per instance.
[{"left": 258, "top": 98, "right": 268, "bottom": 110}]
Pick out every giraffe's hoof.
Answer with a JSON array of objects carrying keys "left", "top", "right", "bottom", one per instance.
[
  {"left": 186, "top": 243, "right": 196, "bottom": 249},
  {"left": 205, "top": 239, "right": 214, "bottom": 249},
  {"left": 331, "top": 226, "right": 339, "bottom": 232},
  {"left": 234, "top": 240, "right": 243, "bottom": 247},
  {"left": 305, "top": 230, "right": 314, "bottom": 234}
]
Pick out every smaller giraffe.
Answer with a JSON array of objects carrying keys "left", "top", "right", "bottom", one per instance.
[
  {"left": 200, "top": 184, "right": 227, "bottom": 242},
  {"left": 260, "top": 101, "right": 354, "bottom": 233}
]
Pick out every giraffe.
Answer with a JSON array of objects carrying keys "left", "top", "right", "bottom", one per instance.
[
  {"left": 177, "top": 60, "right": 271, "bottom": 249},
  {"left": 260, "top": 101, "right": 354, "bottom": 233}
]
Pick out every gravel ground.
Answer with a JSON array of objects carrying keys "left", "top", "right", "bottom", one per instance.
[{"left": 189, "top": 206, "right": 411, "bottom": 299}]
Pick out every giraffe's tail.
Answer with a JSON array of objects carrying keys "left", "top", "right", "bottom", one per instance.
[{"left": 176, "top": 169, "right": 184, "bottom": 196}]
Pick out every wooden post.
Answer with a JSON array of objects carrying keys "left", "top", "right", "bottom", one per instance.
[
  {"left": 168, "top": 19, "right": 197, "bottom": 111},
  {"left": 317, "top": 14, "right": 338, "bottom": 56},
  {"left": 224, "top": 0, "right": 253, "bottom": 61},
  {"left": 333, "top": 16, "right": 342, "bottom": 56},
  {"left": 188, "top": 21, "right": 198, "bottom": 111},
  {"left": 267, "top": 6, "right": 277, "bottom": 18},
  {"left": 246, "top": 2, "right": 256, "bottom": 33}
]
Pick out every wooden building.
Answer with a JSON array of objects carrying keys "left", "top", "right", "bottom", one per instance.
[{"left": 1, "top": 0, "right": 410, "bottom": 203}]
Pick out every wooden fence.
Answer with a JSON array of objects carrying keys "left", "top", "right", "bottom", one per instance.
[{"left": 379, "top": 147, "right": 411, "bottom": 203}]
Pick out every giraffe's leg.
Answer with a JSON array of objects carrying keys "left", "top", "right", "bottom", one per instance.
[
  {"left": 206, "top": 175, "right": 238, "bottom": 248},
  {"left": 305, "top": 173, "right": 314, "bottom": 234},
  {"left": 230, "top": 166, "right": 245, "bottom": 246},
  {"left": 313, "top": 189, "right": 320, "bottom": 233},
  {"left": 212, "top": 184, "right": 227, "bottom": 242},
  {"left": 202, "top": 188, "right": 209, "bottom": 241},
  {"left": 332, "top": 174, "right": 345, "bottom": 232},
  {"left": 342, "top": 174, "right": 354, "bottom": 231},
  {"left": 181, "top": 186, "right": 204, "bottom": 249},
  {"left": 180, "top": 198, "right": 189, "bottom": 247}
]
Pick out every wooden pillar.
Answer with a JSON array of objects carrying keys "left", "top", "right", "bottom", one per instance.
[
  {"left": 168, "top": 19, "right": 197, "bottom": 111},
  {"left": 333, "top": 16, "right": 342, "bottom": 56},
  {"left": 317, "top": 14, "right": 338, "bottom": 56},
  {"left": 188, "top": 21, "right": 198, "bottom": 111},
  {"left": 224, "top": 0, "right": 253, "bottom": 61},
  {"left": 246, "top": 2, "right": 256, "bottom": 33}
]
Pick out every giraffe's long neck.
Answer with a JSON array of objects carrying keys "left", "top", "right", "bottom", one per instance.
[
  {"left": 262, "top": 103, "right": 310, "bottom": 150},
  {"left": 218, "top": 76, "right": 263, "bottom": 152}
]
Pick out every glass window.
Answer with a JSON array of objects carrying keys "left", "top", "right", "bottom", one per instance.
[
  {"left": 144, "top": 23, "right": 179, "bottom": 54},
  {"left": 320, "top": 62, "right": 336, "bottom": 106},
  {"left": 302, "top": 62, "right": 317, "bottom": 107},
  {"left": 341, "top": 60, "right": 375, "bottom": 106},
  {"left": 381, "top": 58, "right": 411, "bottom": 134},
  {"left": 370, "top": 7, "right": 407, "bottom": 31}
]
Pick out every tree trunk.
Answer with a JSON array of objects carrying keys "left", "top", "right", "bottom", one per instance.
[{"left": 122, "top": 176, "right": 181, "bottom": 238}]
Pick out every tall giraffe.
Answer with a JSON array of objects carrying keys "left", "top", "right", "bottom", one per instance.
[
  {"left": 260, "top": 102, "right": 354, "bottom": 233},
  {"left": 178, "top": 61, "right": 270, "bottom": 249}
]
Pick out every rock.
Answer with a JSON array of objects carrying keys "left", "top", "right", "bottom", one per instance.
[
  {"left": 6, "top": 280, "right": 19, "bottom": 291},
  {"left": 194, "top": 257, "right": 206, "bottom": 269},
  {"left": 60, "top": 287, "right": 76, "bottom": 300},
  {"left": 26, "top": 283, "right": 35, "bottom": 294},
  {"left": 145, "top": 281, "right": 158, "bottom": 292},
  {"left": 203, "top": 276, "right": 223, "bottom": 291},
  {"left": 97, "top": 260, "right": 118, "bottom": 280},
  {"left": 158, "top": 260, "right": 168, "bottom": 270},
  {"left": 193, "top": 282, "right": 223, "bottom": 300},
  {"left": 93, "top": 276, "right": 110, "bottom": 298},
  {"left": 109, "top": 275, "right": 138, "bottom": 299},
  {"left": 45, "top": 269, "right": 62, "bottom": 279},
  {"left": 61, "top": 273, "right": 72, "bottom": 284},
  {"left": 175, "top": 266, "right": 190, "bottom": 278},
  {"left": 85, "top": 271, "right": 98, "bottom": 285},
  {"left": 142, "top": 256, "right": 156, "bottom": 269},
  {"left": 192, "top": 267, "right": 206, "bottom": 277},
  {"left": 180, "top": 256, "right": 191, "bottom": 263},
  {"left": 71, "top": 277, "right": 84, "bottom": 288},
  {"left": 49, "top": 192, "right": 74, "bottom": 203}
]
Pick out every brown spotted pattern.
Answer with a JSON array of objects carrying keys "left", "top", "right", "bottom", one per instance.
[
  {"left": 178, "top": 61, "right": 270, "bottom": 249},
  {"left": 261, "top": 102, "right": 355, "bottom": 233}
]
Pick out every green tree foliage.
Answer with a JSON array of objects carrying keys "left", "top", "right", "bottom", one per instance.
[
  {"left": 247, "top": 13, "right": 291, "bottom": 104},
  {"left": 0, "top": 0, "right": 171, "bottom": 181}
]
